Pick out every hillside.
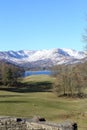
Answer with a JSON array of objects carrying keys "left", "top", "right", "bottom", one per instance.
[{"left": 0, "top": 48, "right": 85, "bottom": 68}]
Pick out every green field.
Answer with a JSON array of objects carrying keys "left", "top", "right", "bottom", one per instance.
[{"left": 0, "top": 75, "right": 87, "bottom": 130}]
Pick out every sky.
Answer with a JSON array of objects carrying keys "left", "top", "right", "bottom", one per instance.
[{"left": 0, "top": 0, "right": 87, "bottom": 51}]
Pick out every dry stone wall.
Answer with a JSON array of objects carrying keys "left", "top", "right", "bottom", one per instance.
[{"left": 0, "top": 116, "right": 77, "bottom": 130}]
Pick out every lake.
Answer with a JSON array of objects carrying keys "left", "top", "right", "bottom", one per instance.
[{"left": 24, "top": 70, "right": 52, "bottom": 77}]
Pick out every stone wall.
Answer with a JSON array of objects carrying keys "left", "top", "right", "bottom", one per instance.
[{"left": 0, "top": 116, "right": 77, "bottom": 130}]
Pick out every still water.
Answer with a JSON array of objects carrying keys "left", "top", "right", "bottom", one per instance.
[{"left": 24, "top": 70, "right": 52, "bottom": 77}]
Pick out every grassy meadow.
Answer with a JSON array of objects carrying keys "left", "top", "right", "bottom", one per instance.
[{"left": 0, "top": 75, "right": 87, "bottom": 130}]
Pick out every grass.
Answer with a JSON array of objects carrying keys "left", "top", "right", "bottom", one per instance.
[
  {"left": 22, "top": 75, "right": 55, "bottom": 83},
  {"left": 0, "top": 75, "right": 87, "bottom": 130},
  {"left": 18, "top": 75, "right": 55, "bottom": 92}
]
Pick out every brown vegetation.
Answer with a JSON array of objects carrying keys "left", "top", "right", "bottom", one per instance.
[{"left": 52, "top": 62, "right": 87, "bottom": 98}]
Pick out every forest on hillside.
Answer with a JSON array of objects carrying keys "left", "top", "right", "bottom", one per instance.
[{"left": 0, "top": 60, "right": 24, "bottom": 86}]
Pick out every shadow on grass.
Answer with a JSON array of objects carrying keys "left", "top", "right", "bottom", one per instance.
[
  {"left": 0, "top": 81, "right": 53, "bottom": 93},
  {"left": 0, "top": 95, "right": 22, "bottom": 98},
  {"left": 0, "top": 100, "right": 29, "bottom": 103}
]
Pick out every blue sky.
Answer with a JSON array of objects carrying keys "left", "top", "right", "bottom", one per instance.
[{"left": 0, "top": 0, "right": 87, "bottom": 51}]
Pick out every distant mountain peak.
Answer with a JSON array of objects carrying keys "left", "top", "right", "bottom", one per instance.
[{"left": 0, "top": 48, "right": 86, "bottom": 68}]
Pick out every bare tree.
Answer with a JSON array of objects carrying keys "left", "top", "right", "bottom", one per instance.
[{"left": 52, "top": 63, "right": 87, "bottom": 97}]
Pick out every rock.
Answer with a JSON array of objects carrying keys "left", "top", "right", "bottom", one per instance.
[{"left": 32, "top": 116, "right": 46, "bottom": 122}]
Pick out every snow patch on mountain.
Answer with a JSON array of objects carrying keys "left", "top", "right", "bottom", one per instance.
[
  {"left": 62, "top": 48, "right": 84, "bottom": 59},
  {"left": 0, "top": 48, "right": 86, "bottom": 68}
]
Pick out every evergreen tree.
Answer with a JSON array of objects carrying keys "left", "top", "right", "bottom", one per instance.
[{"left": 0, "top": 61, "right": 24, "bottom": 87}]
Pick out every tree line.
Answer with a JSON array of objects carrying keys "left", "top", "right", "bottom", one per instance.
[
  {"left": 0, "top": 61, "right": 24, "bottom": 87},
  {"left": 52, "top": 61, "right": 87, "bottom": 98}
]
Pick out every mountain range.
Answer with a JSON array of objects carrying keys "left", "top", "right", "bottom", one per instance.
[{"left": 0, "top": 48, "right": 86, "bottom": 68}]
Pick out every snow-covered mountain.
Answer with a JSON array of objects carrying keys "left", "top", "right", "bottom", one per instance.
[{"left": 0, "top": 48, "right": 86, "bottom": 68}]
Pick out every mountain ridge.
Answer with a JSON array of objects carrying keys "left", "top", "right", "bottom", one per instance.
[{"left": 0, "top": 48, "right": 86, "bottom": 68}]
